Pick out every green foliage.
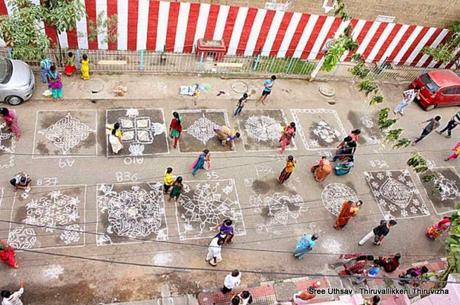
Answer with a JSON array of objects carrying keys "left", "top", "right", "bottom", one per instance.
[
  {"left": 407, "top": 153, "right": 429, "bottom": 173},
  {"left": 421, "top": 173, "right": 436, "bottom": 183},
  {"left": 0, "top": 1, "right": 49, "bottom": 60},
  {"left": 351, "top": 53, "right": 363, "bottom": 62},
  {"left": 377, "top": 108, "right": 396, "bottom": 130},
  {"left": 42, "top": 0, "right": 85, "bottom": 34},
  {"left": 0, "top": 0, "right": 86, "bottom": 60},
  {"left": 333, "top": 0, "right": 350, "bottom": 21},
  {"left": 437, "top": 203, "right": 460, "bottom": 286},
  {"left": 370, "top": 94, "right": 384, "bottom": 105},
  {"left": 255, "top": 57, "right": 316, "bottom": 75},
  {"left": 422, "top": 20, "right": 460, "bottom": 67},
  {"left": 87, "top": 11, "right": 118, "bottom": 43},
  {"left": 393, "top": 138, "right": 411, "bottom": 148},
  {"left": 385, "top": 128, "right": 403, "bottom": 142},
  {"left": 350, "top": 62, "right": 370, "bottom": 79},
  {"left": 358, "top": 79, "right": 378, "bottom": 96}
]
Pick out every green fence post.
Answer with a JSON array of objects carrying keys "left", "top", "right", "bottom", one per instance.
[
  {"left": 252, "top": 54, "right": 260, "bottom": 71},
  {"left": 139, "top": 50, "right": 145, "bottom": 71},
  {"left": 286, "top": 57, "right": 294, "bottom": 74}
]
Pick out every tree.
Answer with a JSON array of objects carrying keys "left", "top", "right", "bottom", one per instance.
[
  {"left": 0, "top": 0, "right": 85, "bottom": 61},
  {"left": 0, "top": 0, "right": 49, "bottom": 60},
  {"left": 422, "top": 21, "right": 460, "bottom": 69},
  {"left": 438, "top": 204, "right": 460, "bottom": 286}
]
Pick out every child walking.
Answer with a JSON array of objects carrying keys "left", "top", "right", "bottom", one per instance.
[
  {"left": 234, "top": 93, "right": 248, "bottom": 116},
  {"left": 163, "top": 167, "right": 174, "bottom": 194}
]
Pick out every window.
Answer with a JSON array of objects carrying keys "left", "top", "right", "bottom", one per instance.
[
  {"left": 0, "top": 58, "right": 12, "bottom": 84},
  {"left": 420, "top": 74, "right": 440, "bottom": 94},
  {"left": 444, "top": 87, "right": 457, "bottom": 95}
]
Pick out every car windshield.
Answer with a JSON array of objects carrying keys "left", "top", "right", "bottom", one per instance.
[{"left": 420, "top": 73, "right": 440, "bottom": 94}]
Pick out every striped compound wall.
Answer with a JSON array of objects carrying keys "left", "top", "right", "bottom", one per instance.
[{"left": 0, "top": 0, "right": 457, "bottom": 68}]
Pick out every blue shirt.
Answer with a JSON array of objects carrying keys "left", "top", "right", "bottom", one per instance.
[{"left": 263, "top": 79, "right": 274, "bottom": 92}]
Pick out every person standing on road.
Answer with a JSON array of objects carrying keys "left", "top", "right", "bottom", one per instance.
[
  {"left": 169, "top": 112, "right": 183, "bottom": 149},
  {"left": 1, "top": 282, "right": 24, "bottom": 305},
  {"left": 445, "top": 141, "right": 460, "bottom": 161},
  {"left": 293, "top": 233, "right": 318, "bottom": 259},
  {"left": 206, "top": 236, "right": 224, "bottom": 266},
  {"left": 47, "top": 64, "right": 63, "bottom": 100},
  {"left": 412, "top": 116, "right": 441, "bottom": 145},
  {"left": 278, "top": 155, "right": 296, "bottom": 184},
  {"left": 81, "top": 53, "right": 90, "bottom": 80},
  {"left": 40, "top": 58, "right": 52, "bottom": 84},
  {"left": 168, "top": 176, "right": 183, "bottom": 202},
  {"left": 234, "top": 93, "right": 248, "bottom": 117},
  {"left": 358, "top": 220, "right": 397, "bottom": 246},
  {"left": 334, "top": 200, "right": 362, "bottom": 230},
  {"left": 279, "top": 122, "right": 296, "bottom": 154},
  {"left": 437, "top": 111, "right": 460, "bottom": 138},
  {"left": 191, "top": 149, "right": 211, "bottom": 176},
  {"left": 256, "top": 75, "right": 276, "bottom": 105},
  {"left": 163, "top": 167, "right": 174, "bottom": 194},
  {"left": 0, "top": 108, "right": 20, "bottom": 139},
  {"left": 221, "top": 269, "right": 241, "bottom": 294},
  {"left": 393, "top": 89, "right": 419, "bottom": 116}
]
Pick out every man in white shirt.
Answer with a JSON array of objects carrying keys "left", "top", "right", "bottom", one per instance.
[
  {"left": 222, "top": 270, "right": 241, "bottom": 294},
  {"left": 1, "top": 284, "right": 24, "bottom": 305},
  {"left": 393, "top": 89, "right": 419, "bottom": 115},
  {"left": 206, "top": 237, "right": 224, "bottom": 266}
]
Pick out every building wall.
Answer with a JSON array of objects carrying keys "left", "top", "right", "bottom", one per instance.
[
  {"left": 174, "top": 0, "right": 460, "bottom": 28},
  {"left": 0, "top": 0, "right": 457, "bottom": 68}
]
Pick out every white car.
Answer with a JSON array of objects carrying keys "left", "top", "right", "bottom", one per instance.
[{"left": 0, "top": 57, "right": 35, "bottom": 105}]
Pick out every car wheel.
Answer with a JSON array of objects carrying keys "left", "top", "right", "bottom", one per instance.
[
  {"left": 425, "top": 104, "right": 437, "bottom": 111},
  {"left": 6, "top": 96, "right": 24, "bottom": 106}
]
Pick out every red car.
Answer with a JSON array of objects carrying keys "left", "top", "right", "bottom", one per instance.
[{"left": 409, "top": 70, "right": 460, "bottom": 111}]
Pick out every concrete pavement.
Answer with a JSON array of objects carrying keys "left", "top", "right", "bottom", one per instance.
[{"left": 0, "top": 72, "right": 456, "bottom": 305}]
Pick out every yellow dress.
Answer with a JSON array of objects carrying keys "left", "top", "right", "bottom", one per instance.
[{"left": 81, "top": 59, "right": 90, "bottom": 80}]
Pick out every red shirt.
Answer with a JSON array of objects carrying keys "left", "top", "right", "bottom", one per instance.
[{"left": 169, "top": 118, "right": 182, "bottom": 132}]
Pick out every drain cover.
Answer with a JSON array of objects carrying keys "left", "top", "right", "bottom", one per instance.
[{"left": 319, "top": 85, "right": 335, "bottom": 97}]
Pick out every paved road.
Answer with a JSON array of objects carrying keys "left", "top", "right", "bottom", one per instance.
[{"left": 0, "top": 74, "right": 455, "bottom": 305}]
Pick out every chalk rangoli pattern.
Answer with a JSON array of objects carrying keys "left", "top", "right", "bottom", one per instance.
[
  {"left": 419, "top": 167, "right": 460, "bottom": 214},
  {"left": 250, "top": 192, "right": 304, "bottom": 226},
  {"left": 97, "top": 183, "right": 168, "bottom": 245},
  {"left": 186, "top": 115, "right": 220, "bottom": 144},
  {"left": 366, "top": 170, "right": 430, "bottom": 219},
  {"left": 8, "top": 226, "right": 37, "bottom": 249},
  {"left": 245, "top": 115, "right": 282, "bottom": 142},
  {"left": 39, "top": 113, "right": 94, "bottom": 154},
  {"left": 321, "top": 183, "right": 359, "bottom": 216},
  {"left": 291, "top": 109, "right": 346, "bottom": 150},
  {"left": 118, "top": 109, "right": 166, "bottom": 156},
  {"left": 0, "top": 122, "right": 15, "bottom": 168},
  {"left": 175, "top": 180, "right": 245, "bottom": 240}
]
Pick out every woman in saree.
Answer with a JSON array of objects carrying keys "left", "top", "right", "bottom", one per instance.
[
  {"left": 311, "top": 156, "right": 332, "bottom": 182},
  {"left": 278, "top": 155, "right": 296, "bottom": 184},
  {"left": 426, "top": 217, "right": 451, "bottom": 240},
  {"left": 107, "top": 122, "right": 123, "bottom": 154},
  {"left": 47, "top": 64, "right": 63, "bottom": 100},
  {"left": 0, "top": 107, "right": 20, "bottom": 139},
  {"left": 279, "top": 122, "right": 296, "bottom": 154},
  {"left": 0, "top": 240, "right": 18, "bottom": 268},
  {"left": 191, "top": 149, "right": 211, "bottom": 176},
  {"left": 334, "top": 200, "right": 362, "bottom": 230}
]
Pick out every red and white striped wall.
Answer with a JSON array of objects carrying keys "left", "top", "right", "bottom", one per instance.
[{"left": 0, "top": 0, "right": 458, "bottom": 68}]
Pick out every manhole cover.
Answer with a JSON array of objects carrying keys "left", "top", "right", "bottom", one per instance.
[
  {"left": 89, "top": 78, "right": 105, "bottom": 94},
  {"left": 319, "top": 85, "right": 335, "bottom": 97},
  {"left": 231, "top": 80, "right": 249, "bottom": 94}
]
